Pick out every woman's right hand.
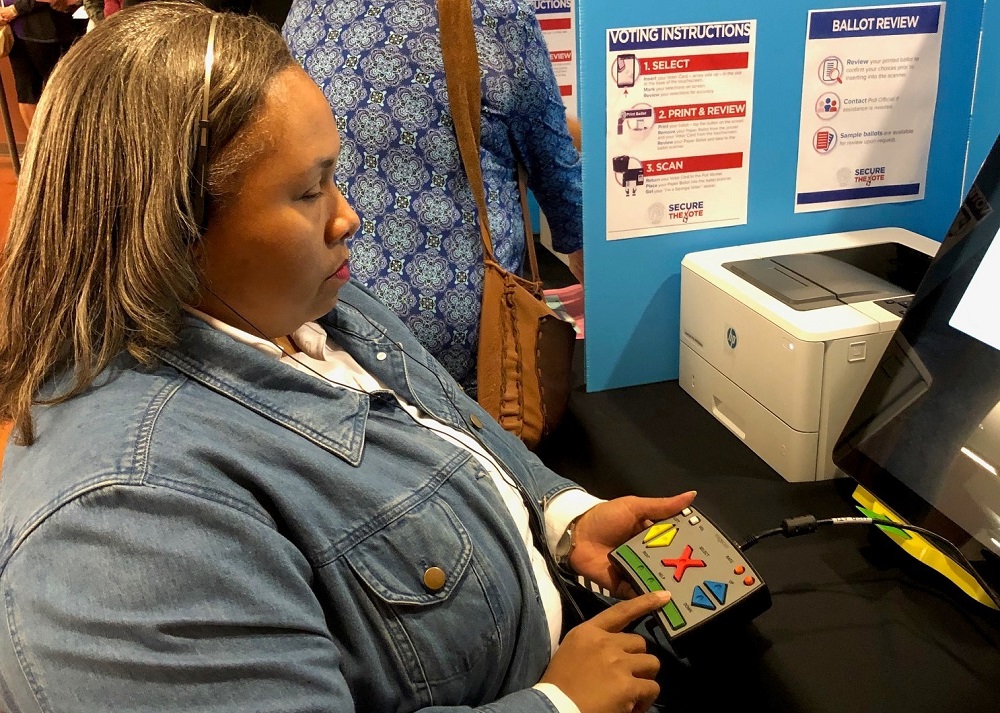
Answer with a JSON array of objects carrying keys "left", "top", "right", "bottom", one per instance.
[{"left": 540, "top": 591, "right": 670, "bottom": 713}]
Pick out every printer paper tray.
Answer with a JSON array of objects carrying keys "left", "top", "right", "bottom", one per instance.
[{"left": 679, "top": 342, "right": 821, "bottom": 482}]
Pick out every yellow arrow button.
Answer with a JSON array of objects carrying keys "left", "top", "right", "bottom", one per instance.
[{"left": 643, "top": 523, "right": 677, "bottom": 548}]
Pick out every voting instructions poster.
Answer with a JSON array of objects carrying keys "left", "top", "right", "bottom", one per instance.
[
  {"left": 606, "top": 21, "right": 755, "bottom": 240},
  {"left": 794, "top": 3, "right": 944, "bottom": 213},
  {"left": 532, "top": 0, "right": 577, "bottom": 116}
]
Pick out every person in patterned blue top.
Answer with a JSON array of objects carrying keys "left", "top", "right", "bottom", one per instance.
[{"left": 282, "top": 0, "right": 583, "bottom": 393}]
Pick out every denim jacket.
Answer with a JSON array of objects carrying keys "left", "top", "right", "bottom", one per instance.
[{"left": 0, "top": 282, "right": 583, "bottom": 713}]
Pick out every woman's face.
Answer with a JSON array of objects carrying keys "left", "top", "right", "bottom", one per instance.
[{"left": 195, "top": 66, "right": 359, "bottom": 339}]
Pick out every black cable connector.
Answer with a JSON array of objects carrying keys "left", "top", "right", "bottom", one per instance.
[
  {"left": 738, "top": 513, "right": 1000, "bottom": 609},
  {"left": 781, "top": 515, "right": 819, "bottom": 537}
]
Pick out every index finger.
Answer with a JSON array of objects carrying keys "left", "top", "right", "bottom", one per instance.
[{"left": 588, "top": 590, "right": 672, "bottom": 633}]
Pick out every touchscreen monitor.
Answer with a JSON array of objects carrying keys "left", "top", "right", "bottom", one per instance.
[{"left": 833, "top": 134, "right": 1000, "bottom": 582}]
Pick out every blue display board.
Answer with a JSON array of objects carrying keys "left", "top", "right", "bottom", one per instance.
[
  {"left": 576, "top": 0, "right": 994, "bottom": 391},
  {"left": 965, "top": 0, "right": 1000, "bottom": 193}
]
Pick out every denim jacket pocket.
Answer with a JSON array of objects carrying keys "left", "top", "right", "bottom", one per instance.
[{"left": 348, "top": 496, "right": 502, "bottom": 692}]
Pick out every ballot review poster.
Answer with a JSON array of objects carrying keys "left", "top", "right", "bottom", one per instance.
[
  {"left": 533, "top": 0, "right": 578, "bottom": 117},
  {"left": 794, "top": 3, "right": 945, "bottom": 213},
  {"left": 605, "top": 21, "right": 756, "bottom": 240}
]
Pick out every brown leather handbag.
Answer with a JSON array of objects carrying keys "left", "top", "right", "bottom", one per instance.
[
  {"left": 437, "top": 0, "right": 576, "bottom": 449},
  {"left": 0, "top": 0, "right": 14, "bottom": 59}
]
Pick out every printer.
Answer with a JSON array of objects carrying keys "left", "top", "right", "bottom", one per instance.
[{"left": 679, "top": 227, "right": 939, "bottom": 482}]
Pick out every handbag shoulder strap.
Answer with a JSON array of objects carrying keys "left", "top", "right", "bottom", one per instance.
[
  {"left": 437, "top": 0, "right": 491, "bottom": 259},
  {"left": 516, "top": 165, "right": 542, "bottom": 284},
  {"left": 437, "top": 0, "right": 541, "bottom": 282}
]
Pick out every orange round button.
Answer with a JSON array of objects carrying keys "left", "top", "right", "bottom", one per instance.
[
  {"left": 743, "top": 575, "right": 756, "bottom": 586},
  {"left": 423, "top": 567, "right": 447, "bottom": 591},
  {"left": 734, "top": 565, "right": 745, "bottom": 575}
]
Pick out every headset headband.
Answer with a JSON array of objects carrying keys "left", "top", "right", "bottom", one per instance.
[{"left": 192, "top": 14, "right": 220, "bottom": 232}]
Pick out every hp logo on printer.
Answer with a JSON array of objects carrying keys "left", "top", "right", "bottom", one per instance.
[{"left": 726, "top": 327, "right": 738, "bottom": 350}]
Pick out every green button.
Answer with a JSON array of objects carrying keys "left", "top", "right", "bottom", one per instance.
[
  {"left": 616, "top": 545, "right": 664, "bottom": 592},
  {"left": 661, "top": 599, "right": 686, "bottom": 630},
  {"left": 615, "top": 546, "right": 686, "bottom": 630}
]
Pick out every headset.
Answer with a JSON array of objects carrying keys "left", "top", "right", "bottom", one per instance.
[{"left": 191, "top": 14, "right": 219, "bottom": 234}]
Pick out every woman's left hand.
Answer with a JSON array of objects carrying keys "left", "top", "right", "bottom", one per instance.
[
  {"left": 0, "top": 6, "right": 15, "bottom": 23},
  {"left": 567, "top": 491, "right": 697, "bottom": 599}
]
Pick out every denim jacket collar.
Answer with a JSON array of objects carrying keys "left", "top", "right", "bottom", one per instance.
[
  {"left": 320, "top": 294, "right": 466, "bottom": 422},
  {"left": 157, "top": 294, "right": 469, "bottom": 466}
]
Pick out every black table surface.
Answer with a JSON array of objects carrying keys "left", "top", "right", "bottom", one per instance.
[{"left": 535, "top": 349, "right": 1000, "bottom": 713}]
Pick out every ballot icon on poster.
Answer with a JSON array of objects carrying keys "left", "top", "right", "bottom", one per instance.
[
  {"left": 813, "top": 127, "right": 837, "bottom": 154},
  {"left": 819, "top": 56, "right": 844, "bottom": 85}
]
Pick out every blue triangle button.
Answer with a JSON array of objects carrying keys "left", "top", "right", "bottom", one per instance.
[
  {"left": 705, "top": 580, "right": 728, "bottom": 604},
  {"left": 691, "top": 585, "right": 715, "bottom": 610}
]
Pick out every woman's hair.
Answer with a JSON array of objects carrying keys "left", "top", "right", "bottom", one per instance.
[{"left": 0, "top": 2, "right": 295, "bottom": 444}]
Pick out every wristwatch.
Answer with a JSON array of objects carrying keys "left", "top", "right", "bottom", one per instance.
[{"left": 554, "top": 514, "right": 583, "bottom": 572}]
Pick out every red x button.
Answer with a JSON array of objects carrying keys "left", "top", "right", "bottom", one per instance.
[{"left": 661, "top": 545, "right": 707, "bottom": 583}]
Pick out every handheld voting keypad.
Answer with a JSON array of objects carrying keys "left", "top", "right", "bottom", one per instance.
[{"left": 608, "top": 505, "right": 771, "bottom": 652}]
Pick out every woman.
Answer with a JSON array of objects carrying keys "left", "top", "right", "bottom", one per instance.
[
  {"left": 282, "top": 0, "right": 584, "bottom": 392},
  {"left": 0, "top": 5, "right": 693, "bottom": 712}
]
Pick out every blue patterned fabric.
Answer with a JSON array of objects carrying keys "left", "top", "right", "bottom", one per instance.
[{"left": 282, "top": 0, "right": 582, "bottom": 390}]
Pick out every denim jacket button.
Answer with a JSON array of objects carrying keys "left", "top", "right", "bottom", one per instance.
[
  {"left": 423, "top": 566, "right": 447, "bottom": 591},
  {"left": 376, "top": 351, "right": 388, "bottom": 361},
  {"left": 470, "top": 414, "right": 484, "bottom": 430}
]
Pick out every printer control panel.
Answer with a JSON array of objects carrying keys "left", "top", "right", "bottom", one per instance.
[{"left": 874, "top": 295, "right": 914, "bottom": 318}]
